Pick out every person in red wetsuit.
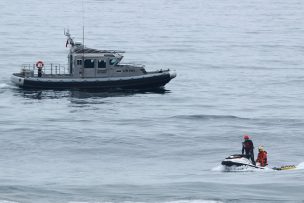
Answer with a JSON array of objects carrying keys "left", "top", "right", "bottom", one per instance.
[
  {"left": 242, "top": 135, "right": 255, "bottom": 165},
  {"left": 256, "top": 146, "right": 268, "bottom": 167}
]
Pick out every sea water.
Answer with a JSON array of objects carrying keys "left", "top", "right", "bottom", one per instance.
[{"left": 0, "top": 0, "right": 304, "bottom": 202}]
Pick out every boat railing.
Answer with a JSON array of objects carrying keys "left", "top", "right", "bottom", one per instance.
[
  {"left": 21, "top": 63, "right": 69, "bottom": 76},
  {"left": 119, "top": 63, "right": 145, "bottom": 68}
]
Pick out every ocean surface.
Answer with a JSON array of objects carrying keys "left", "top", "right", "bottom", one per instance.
[{"left": 0, "top": 0, "right": 304, "bottom": 202}]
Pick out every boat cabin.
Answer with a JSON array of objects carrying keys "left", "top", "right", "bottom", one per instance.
[{"left": 68, "top": 43, "right": 146, "bottom": 78}]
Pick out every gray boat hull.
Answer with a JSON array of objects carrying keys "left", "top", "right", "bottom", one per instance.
[{"left": 11, "top": 71, "right": 176, "bottom": 90}]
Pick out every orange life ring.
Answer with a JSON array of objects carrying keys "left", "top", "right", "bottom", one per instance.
[{"left": 36, "top": 61, "right": 44, "bottom": 69}]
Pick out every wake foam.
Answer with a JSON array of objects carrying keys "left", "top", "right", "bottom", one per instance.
[
  {"left": 0, "top": 83, "right": 10, "bottom": 89},
  {"left": 211, "top": 165, "right": 225, "bottom": 172},
  {"left": 213, "top": 163, "right": 304, "bottom": 172},
  {"left": 0, "top": 200, "right": 19, "bottom": 203},
  {"left": 296, "top": 162, "right": 304, "bottom": 169},
  {"left": 212, "top": 165, "right": 272, "bottom": 172}
]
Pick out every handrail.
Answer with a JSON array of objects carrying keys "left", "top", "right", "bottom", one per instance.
[
  {"left": 21, "top": 63, "right": 68, "bottom": 75},
  {"left": 118, "top": 63, "right": 145, "bottom": 68}
]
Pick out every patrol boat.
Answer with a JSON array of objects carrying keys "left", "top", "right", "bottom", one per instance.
[{"left": 11, "top": 31, "right": 176, "bottom": 90}]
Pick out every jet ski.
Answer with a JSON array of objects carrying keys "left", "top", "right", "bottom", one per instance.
[
  {"left": 221, "top": 154, "right": 296, "bottom": 171},
  {"left": 221, "top": 154, "right": 262, "bottom": 169}
]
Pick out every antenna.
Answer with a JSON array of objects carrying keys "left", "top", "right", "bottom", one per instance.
[
  {"left": 82, "top": 0, "right": 85, "bottom": 78},
  {"left": 82, "top": 0, "right": 85, "bottom": 48}
]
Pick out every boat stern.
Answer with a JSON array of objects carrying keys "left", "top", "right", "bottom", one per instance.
[{"left": 11, "top": 73, "right": 25, "bottom": 87}]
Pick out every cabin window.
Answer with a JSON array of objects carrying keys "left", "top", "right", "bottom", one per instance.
[
  {"left": 84, "top": 59, "right": 95, "bottom": 68},
  {"left": 109, "top": 58, "right": 117, "bottom": 66},
  {"left": 98, "top": 60, "right": 106, "bottom": 68},
  {"left": 76, "top": 59, "right": 82, "bottom": 66}
]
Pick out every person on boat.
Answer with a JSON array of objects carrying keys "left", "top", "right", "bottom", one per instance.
[
  {"left": 37, "top": 67, "right": 42, "bottom": 77},
  {"left": 256, "top": 146, "right": 268, "bottom": 167},
  {"left": 242, "top": 134, "right": 255, "bottom": 165},
  {"left": 36, "top": 61, "right": 44, "bottom": 77}
]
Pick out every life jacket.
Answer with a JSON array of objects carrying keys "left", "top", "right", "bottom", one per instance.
[
  {"left": 243, "top": 140, "right": 253, "bottom": 152},
  {"left": 256, "top": 151, "right": 268, "bottom": 167}
]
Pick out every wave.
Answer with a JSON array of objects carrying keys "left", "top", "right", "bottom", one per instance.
[
  {"left": 173, "top": 114, "right": 304, "bottom": 128},
  {"left": 206, "top": 64, "right": 304, "bottom": 70},
  {"left": 161, "top": 200, "right": 223, "bottom": 203},
  {"left": 67, "top": 200, "right": 223, "bottom": 203},
  {"left": 172, "top": 114, "right": 245, "bottom": 121}
]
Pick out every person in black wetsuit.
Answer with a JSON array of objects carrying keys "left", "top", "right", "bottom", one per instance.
[{"left": 242, "top": 134, "right": 255, "bottom": 165}]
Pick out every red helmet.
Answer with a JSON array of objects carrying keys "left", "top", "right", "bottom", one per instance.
[{"left": 243, "top": 135, "right": 250, "bottom": 140}]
